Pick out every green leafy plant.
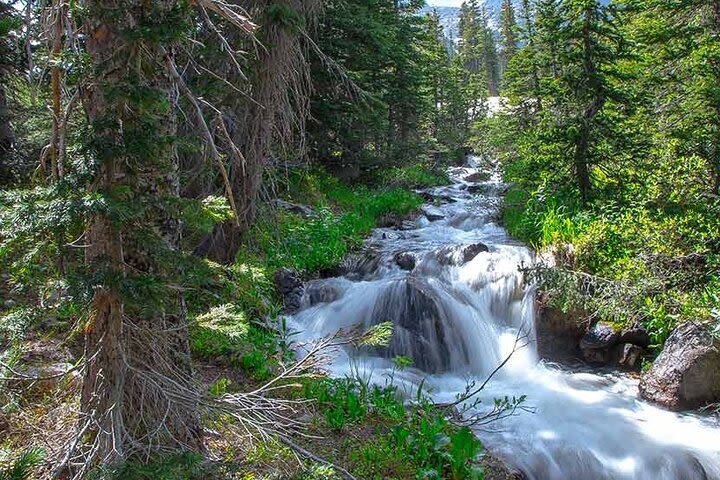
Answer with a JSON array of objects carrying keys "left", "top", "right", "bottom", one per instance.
[{"left": 0, "top": 448, "right": 45, "bottom": 480}]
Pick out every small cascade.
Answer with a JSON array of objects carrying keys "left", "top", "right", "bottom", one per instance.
[{"left": 288, "top": 157, "right": 720, "bottom": 480}]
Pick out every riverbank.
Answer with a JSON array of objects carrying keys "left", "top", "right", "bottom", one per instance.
[
  {"left": 283, "top": 156, "right": 720, "bottom": 480},
  {"left": 1, "top": 162, "right": 516, "bottom": 479}
]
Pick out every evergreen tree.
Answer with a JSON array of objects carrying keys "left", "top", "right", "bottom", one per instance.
[
  {"left": 309, "top": 0, "right": 452, "bottom": 171},
  {"left": 458, "top": 1, "right": 500, "bottom": 97},
  {"left": 480, "top": 5, "right": 501, "bottom": 96},
  {"left": 78, "top": 0, "right": 204, "bottom": 463},
  {"left": 499, "top": 0, "right": 518, "bottom": 79},
  {"left": 625, "top": 0, "right": 720, "bottom": 194},
  {"left": 0, "top": 1, "right": 20, "bottom": 182}
]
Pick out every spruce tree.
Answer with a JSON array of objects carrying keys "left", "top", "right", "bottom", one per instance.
[
  {"left": 78, "top": 0, "right": 203, "bottom": 465},
  {"left": 625, "top": 0, "right": 720, "bottom": 194},
  {"left": 499, "top": 0, "right": 518, "bottom": 79}
]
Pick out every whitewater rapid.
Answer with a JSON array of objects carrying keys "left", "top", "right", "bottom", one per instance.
[{"left": 287, "top": 157, "right": 720, "bottom": 479}]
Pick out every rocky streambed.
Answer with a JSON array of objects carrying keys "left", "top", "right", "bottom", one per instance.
[{"left": 278, "top": 157, "right": 720, "bottom": 479}]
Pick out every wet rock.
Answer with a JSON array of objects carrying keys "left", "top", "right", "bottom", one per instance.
[
  {"left": 368, "top": 277, "right": 469, "bottom": 373},
  {"left": 394, "top": 252, "right": 417, "bottom": 271},
  {"left": 535, "top": 298, "right": 587, "bottom": 362},
  {"left": 639, "top": 322, "right": 720, "bottom": 410},
  {"left": 467, "top": 184, "right": 491, "bottom": 195},
  {"left": 273, "top": 268, "right": 304, "bottom": 314},
  {"left": 464, "top": 172, "right": 490, "bottom": 183},
  {"left": 377, "top": 211, "right": 418, "bottom": 229},
  {"left": 460, "top": 242, "right": 489, "bottom": 263},
  {"left": 400, "top": 220, "right": 417, "bottom": 230},
  {"left": 436, "top": 243, "right": 489, "bottom": 266},
  {"left": 580, "top": 322, "right": 621, "bottom": 364},
  {"left": 581, "top": 322, "right": 620, "bottom": 350},
  {"left": 619, "top": 322, "right": 651, "bottom": 348},
  {"left": 617, "top": 343, "right": 644, "bottom": 369},
  {"left": 341, "top": 251, "right": 382, "bottom": 280},
  {"left": 269, "top": 199, "right": 315, "bottom": 218},
  {"left": 421, "top": 205, "right": 445, "bottom": 221},
  {"left": 305, "top": 282, "right": 343, "bottom": 307}
]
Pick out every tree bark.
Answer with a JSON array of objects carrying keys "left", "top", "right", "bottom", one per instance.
[
  {"left": 0, "top": 81, "right": 13, "bottom": 181},
  {"left": 78, "top": 0, "right": 203, "bottom": 468},
  {"left": 202, "top": 0, "right": 314, "bottom": 263},
  {"left": 573, "top": 5, "right": 605, "bottom": 204}
]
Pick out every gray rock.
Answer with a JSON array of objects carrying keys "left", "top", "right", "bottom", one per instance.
[
  {"left": 394, "top": 252, "right": 417, "bottom": 271},
  {"left": 368, "top": 277, "right": 469, "bottom": 373},
  {"left": 435, "top": 243, "right": 489, "bottom": 266},
  {"left": 639, "top": 322, "right": 720, "bottom": 410},
  {"left": 535, "top": 299, "right": 587, "bottom": 363},
  {"left": 270, "top": 199, "right": 315, "bottom": 218},
  {"left": 305, "top": 282, "right": 343, "bottom": 307},
  {"left": 467, "top": 184, "right": 490, "bottom": 195},
  {"left": 377, "top": 211, "right": 418, "bottom": 229},
  {"left": 400, "top": 220, "right": 417, "bottom": 230},
  {"left": 464, "top": 172, "right": 490, "bottom": 183},
  {"left": 460, "top": 242, "right": 489, "bottom": 263},
  {"left": 341, "top": 251, "right": 382, "bottom": 280},
  {"left": 619, "top": 322, "right": 651, "bottom": 348},
  {"left": 273, "top": 268, "right": 304, "bottom": 314},
  {"left": 580, "top": 322, "right": 620, "bottom": 350},
  {"left": 617, "top": 343, "right": 644, "bottom": 368},
  {"left": 12, "top": 362, "right": 80, "bottom": 397},
  {"left": 421, "top": 205, "right": 445, "bottom": 221}
]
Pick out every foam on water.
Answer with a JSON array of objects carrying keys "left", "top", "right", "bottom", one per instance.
[{"left": 288, "top": 157, "right": 720, "bottom": 479}]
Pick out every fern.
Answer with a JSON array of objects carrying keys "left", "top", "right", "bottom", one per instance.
[{"left": 0, "top": 448, "right": 45, "bottom": 480}]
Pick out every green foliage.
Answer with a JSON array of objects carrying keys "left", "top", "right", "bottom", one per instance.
[
  {"left": 488, "top": 0, "right": 720, "bottom": 351},
  {"left": 89, "top": 452, "right": 206, "bottom": 480},
  {"left": 208, "top": 377, "right": 232, "bottom": 397},
  {"left": 378, "top": 163, "right": 450, "bottom": 189},
  {"left": 246, "top": 169, "right": 422, "bottom": 274},
  {"left": 0, "top": 309, "right": 38, "bottom": 343},
  {"left": 189, "top": 300, "right": 280, "bottom": 381},
  {"left": 0, "top": 448, "right": 45, "bottom": 480},
  {"left": 310, "top": 0, "right": 468, "bottom": 170},
  {"left": 302, "top": 376, "right": 484, "bottom": 479}
]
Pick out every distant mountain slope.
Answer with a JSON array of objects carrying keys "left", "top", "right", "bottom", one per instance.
[
  {"left": 420, "top": 2, "right": 504, "bottom": 41},
  {"left": 421, "top": 1, "right": 610, "bottom": 42}
]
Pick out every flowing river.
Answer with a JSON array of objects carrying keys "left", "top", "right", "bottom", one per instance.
[{"left": 287, "top": 157, "right": 720, "bottom": 479}]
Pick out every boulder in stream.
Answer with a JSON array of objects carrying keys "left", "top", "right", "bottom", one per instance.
[
  {"left": 394, "top": 251, "right": 417, "bottom": 271},
  {"left": 464, "top": 171, "right": 490, "bottom": 183},
  {"left": 273, "top": 268, "right": 304, "bottom": 314},
  {"left": 535, "top": 295, "right": 588, "bottom": 362},
  {"left": 377, "top": 210, "right": 419, "bottom": 229},
  {"left": 436, "top": 243, "right": 489, "bottom": 266},
  {"left": 305, "top": 281, "right": 344, "bottom": 307},
  {"left": 639, "top": 321, "right": 720, "bottom": 410},
  {"left": 460, "top": 242, "right": 489, "bottom": 263},
  {"left": 421, "top": 205, "right": 445, "bottom": 221},
  {"left": 580, "top": 322, "right": 620, "bottom": 350},
  {"left": 619, "top": 321, "right": 651, "bottom": 348},
  {"left": 340, "top": 251, "right": 383, "bottom": 280},
  {"left": 368, "top": 277, "right": 469, "bottom": 373}
]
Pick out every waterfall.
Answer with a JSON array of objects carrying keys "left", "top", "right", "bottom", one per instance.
[{"left": 288, "top": 157, "right": 720, "bottom": 480}]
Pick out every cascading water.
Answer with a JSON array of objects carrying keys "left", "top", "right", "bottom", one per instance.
[{"left": 288, "top": 157, "right": 720, "bottom": 479}]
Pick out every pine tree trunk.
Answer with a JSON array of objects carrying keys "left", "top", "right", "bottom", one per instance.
[
  {"left": 573, "top": 124, "right": 593, "bottom": 204},
  {"left": 0, "top": 81, "right": 13, "bottom": 180},
  {"left": 78, "top": 0, "right": 203, "bottom": 468},
  {"left": 202, "top": 0, "right": 313, "bottom": 263}
]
